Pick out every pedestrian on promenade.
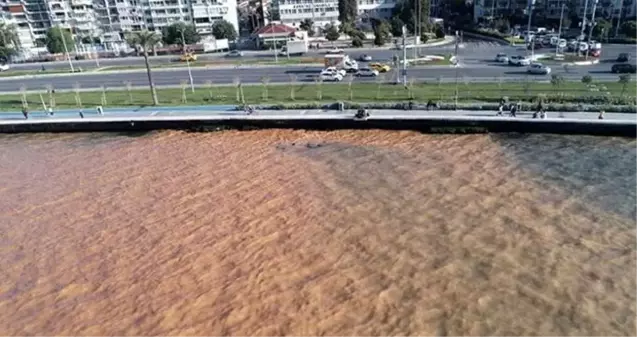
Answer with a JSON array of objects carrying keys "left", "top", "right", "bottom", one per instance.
[
  {"left": 47, "top": 107, "right": 54, "bottom": 116},
  {"left": 497, "top": 103, "right": 504, "bottom": 116},
  {"left": 97, "top": 106, "right": 104, "bottom": 115},
  {"left": 598, "top": 110, "right": 605, "bottom": 120},
  {"left": 509, "top": 103, "right": 517, "bottom": 117},
  {"left": 21, "top": 107, "right": 28, "bottom": 119},
  {"left": 79, "top": 110, "right": 84, "bottom": 119}
]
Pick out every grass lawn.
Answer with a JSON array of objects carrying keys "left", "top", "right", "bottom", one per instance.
[
  {"left": 506, "top": 37, "right": 526, "bottom": 44},
  {"left": 409, "top": 55, "right": 453, "bottom": 66},
  {"left": 0, "top": 69, "right": 76, "bottom": 77},
  {"left": 539, "top": 54, "right": 596, "bottom": 63},
  {"left": 3, "top": 81, "right": 634, "bottom": 112},
  {"left": 102, "top": 57, "right": 324, "bottom": 72}
]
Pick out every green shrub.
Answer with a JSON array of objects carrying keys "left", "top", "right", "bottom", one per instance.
[
  {"left": 434, "top": 25, "right": 445, "bottom": 39},
  {"left": 352, "top": 37, "right": 363, "bottom": 47}
]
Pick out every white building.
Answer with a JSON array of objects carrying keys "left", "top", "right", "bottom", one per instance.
[
  {"left": 276, "top": 0, "right": 339, "bottom": 29},
  {"left": 474, "top": 0, "right": 636, "bottom": 21},
  {"left": 140, "top": 0, "right": 238, "bottom": 37}
]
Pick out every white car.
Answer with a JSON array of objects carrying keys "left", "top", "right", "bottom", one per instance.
[
  {"left": 320, "top": 72, "right": 343, "bottom": 81},
  {"left": 226, "top": 50, "right": 243, "bottom": 58},
  {"left": 495, "top": 53, "right": 509, "bottom": 63},
  {"left": 325, "top": 48, "right": 344, "bottom": 54},
  {"left": 527, "top": 62, "right": 551, "bottom": 75},
  {"left": 509, "top": 55, "right": 531, "bottom": 66},
  {"left": 324, "top": 66, "right": 347, "bottom": 77},
  {"left": 0, "top": 64, "right": 9, "bottom": 72},
  {"left": 356, "top": 68, "right": 379, "bottom": 77}
]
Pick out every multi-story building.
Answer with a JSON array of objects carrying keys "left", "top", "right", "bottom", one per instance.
[
  {"left": 0, "top": 0, "right": 240, "bottom": 52},
  {"left": 474, "top": 0, "right": 636, "bottom": 22},
  {"left": 276, "top": 0, "right": 339, "bottom": 28},
  {"left": 141, "top": 0, "right": 238, "bottom": 37}
]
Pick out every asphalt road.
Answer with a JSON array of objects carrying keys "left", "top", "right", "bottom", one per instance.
[
  {"left": 9, "top": 39, "right": 636, "bottom": 72},
  {"left": 0, "top": 41, "right": 631, "bottom": 92},
  {"left": 0, "top": 60, "right": 634, "bottom": 92}
]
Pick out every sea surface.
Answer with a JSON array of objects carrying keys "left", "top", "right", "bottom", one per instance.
[{"left": 0, "top": 130, "right": 635, "bottom": 336}]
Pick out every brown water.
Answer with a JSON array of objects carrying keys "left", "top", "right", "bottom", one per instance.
[{"left": 0, "top": 130, "right": 635, "bottom": 336}]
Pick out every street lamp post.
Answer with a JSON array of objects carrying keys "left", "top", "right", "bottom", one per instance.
[
  {"left": 526, "top": 0, "right": 536, "bottom": 58},
  {"left": 59, "top": 26, "right": 75, "bottom": 73},
  {"left": 556, "top": 2, "right": 565, "bottom": 56},
  {"left": 580, "top": 0, "right": 590, "bottom": 38},
  {"left": 615, "top": 0, "right": 624, "bottom": 37},
  {"left": 585, "top": 0, "right": 599, "bottom": 60},
  {"left": 180, "top": 28, "right": 195, "bottom": 93}
]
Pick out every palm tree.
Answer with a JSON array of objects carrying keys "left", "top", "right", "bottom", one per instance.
[
  {"left": 125, "top": 30, "right": 161, "bottom": 105},
  {"left": 0, "top": 22, "right": 21, "bottom": 60}
]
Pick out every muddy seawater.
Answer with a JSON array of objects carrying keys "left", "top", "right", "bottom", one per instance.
[{"left": 0, "top": 130, "right": 635, "bottom": 336}]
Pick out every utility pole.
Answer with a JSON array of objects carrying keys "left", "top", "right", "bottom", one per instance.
[
  {"left": 454, "top": 30, "right": 459, "bottom": 109},
  {"left": 526, "top": 0, "right": 535, "bottom": 58},
  {"left": 580, "top": 0, "right": 589, "bottom": 38},
  {"left": 490, "top": 0, "right": 496, "bottom": 25},
  {"left": 585, "top": 0, "right": 599, "bottom": 60},
  {"left": 60, "top": 26, "right": 75, "bottom": 73},
  {"left": 556, "top": 2, "right": 565, "bottom": 56},
  {"left": 181, "top": 28, "right": 195, "bottom": 93},
  {"left": 615, "top": 0, "right": 624, "bottom": 37},
  {"left": 402, "top": 25, "right": 407, "bottom": 86}
]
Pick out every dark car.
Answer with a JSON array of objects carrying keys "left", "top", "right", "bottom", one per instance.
[
  {"left": 617, "top": 53, "right": 631, "bottom": 62},
  {"left": 611, "top": 63, "right": 637, "bottom": 73}
]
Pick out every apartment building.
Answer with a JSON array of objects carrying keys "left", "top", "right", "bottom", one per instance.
[
  {"left": 0, "top": 0, "right": 239, "bottom": 52},
  {"left": 474, "top": 0, "right": 636, "bottom": 22},
  {"left": 141, "top": 0, "right": 238, "bottom": 36},
  {"left": 275, "top": 0, "right": 440, "bottom": 31}
]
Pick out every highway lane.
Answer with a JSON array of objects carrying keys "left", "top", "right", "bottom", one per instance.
[
  {"left": 9, "top": 40, "right": 635, "bottom": 71},
  {"left": 0, "top": 62, "right": 632, "bottom": 92}
]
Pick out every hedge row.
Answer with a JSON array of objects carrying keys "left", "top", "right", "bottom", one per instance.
[{"left": 244, "top": 102, "right": 637, "bottom": 113}]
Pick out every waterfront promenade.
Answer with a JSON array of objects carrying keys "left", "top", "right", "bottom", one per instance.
[{"left": 0, "top": 106, "right": 635, "bottom": 136}]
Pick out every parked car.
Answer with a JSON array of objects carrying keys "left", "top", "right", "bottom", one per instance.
[
  {"left": 359, "top": 54, "right": 372, "bottom": 62},
  {"left": 325, "top": 48, "right": 344, "bottom": 54},
  {"left": 226, "top": 50, "right": 243, "bottom": 57},
  {"left": 356, "top": 68, "right": 379, "bottom": 77},
  {"left": 589, "top": 49, "right": 601, "bottom": 57},
  {"left": 369, "top": 62, "right": 391, "bottom": 72},
  {"left": 611, "top": 63, "right": 637, "bottom": 73},
  {"left": 617, "top": 53, "right": 631, "bottom": 62},
  {"left": 0, "top": 64, "right": 9, "bottom": 72},
  {"left": 527, "top": 62, "right": 551, "bottom": 75},
  {"left": 320, "top": 71, "right": 344, "bottom": 81},
  {"left": 495, "top": 53, "right": 509, "bottom": 63},
  {"left": 509, "top": 55, "right": 530, "bottom": 66}
]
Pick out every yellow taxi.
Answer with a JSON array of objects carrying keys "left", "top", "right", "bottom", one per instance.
[
  {"left": 369, "top": 62, "right": 391, "bottom": 72},
  {"left": 180, "top": 52, "right": 197, "bottom": 62}
]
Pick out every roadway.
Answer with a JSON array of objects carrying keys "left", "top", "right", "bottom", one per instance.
[{"left": 0, "top": 40, "right": 633, "bottom": 92}]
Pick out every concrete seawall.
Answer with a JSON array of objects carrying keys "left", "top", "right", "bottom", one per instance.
[{"left": 1, "top": 115, "right": 635, "bottom": 137}]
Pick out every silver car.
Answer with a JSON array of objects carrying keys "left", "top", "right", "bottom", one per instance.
[
  {"left": 356, "top": 68, "right": 379, "bottom": 77},
  {"left": 527, "top": 62, "right": 551, "bottom": 75}
]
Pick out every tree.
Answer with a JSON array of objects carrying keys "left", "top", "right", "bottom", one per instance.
[
  {"left": 592, "top": 18, "right": 611, "bottom": 40},
  {"left": 391, "top": 0, "right": 430, "bottom": 35},
  {"left": 299, "top": 19, "right": 314, "bottom": 36},
  {"left": 0, "top": 22, "right": 20, "bottom": 60},
  {"left": 620, "top": 21, "right": 637, "bottom": 38},
  {"left": 550, "top": 74, "right": 564, "bottom": 93},
  {"left": 420, "top": 33, "right": 429, "bottom": 44},
  {"left": 373, "top": 19, "right": 390, "bottom": 46},
  {"left": 45, "top": 27, "right": 75, "bottom": 54},
  {"left": 618, "top": 74, "right": 631, "bottom": 96},
  {"left": 211, "top": 20, "right": 238, "bottom": 40},
  {"left": 434, "top": 24, "right": 445, "bottom": 38},
  {"left": 162, "top": 22, "right": 200, "bottom": 47},
  {"left": 125, "top": 30, "right": 161, "bottom": 105},
  {"left": 325, "top": 24, "right": 340, "bottom": 42},
  {"left": 352, "top": 36, "right": 363, "bottom": 47},
  {"left": 338, "top": 0, "right": 357, "bottom": 23},
  {"left": 390, "top": 16, "right": 404, "bottom": 37},
  {"left": 581, "top": 75, "right": 592, "bottom": 85}
]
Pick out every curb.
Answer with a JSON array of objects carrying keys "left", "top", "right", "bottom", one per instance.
[{"left": 570, "top": 59, "right": 600, "bottom": 66}]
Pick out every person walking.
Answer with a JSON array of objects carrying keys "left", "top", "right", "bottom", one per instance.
[
  {"left": 79, "top": 110, "right": 84, "bottom": 119},
  {"left": 21, "top": 107, "right": 28, "bottom": 119},
  {"left": 598, "top": 110, "right": 605, "bottom": 120}
]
